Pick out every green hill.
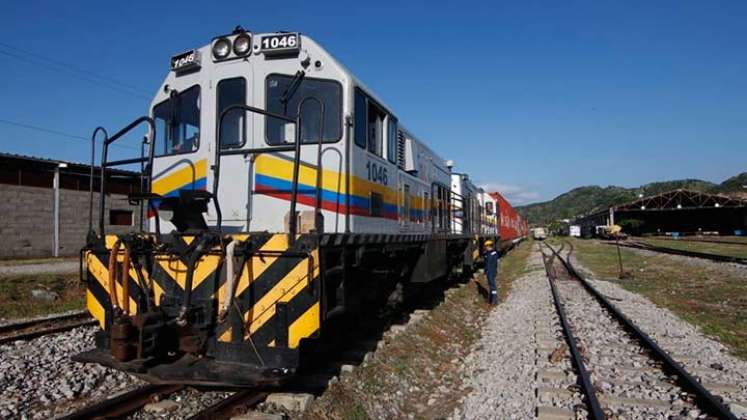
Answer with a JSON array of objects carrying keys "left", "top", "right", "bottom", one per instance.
[
  {"left": 712, "top": 172, "right": 747, "bottom": 194},
  {"left": 517, "top": 176, "right": 742, "bottom": 225}
]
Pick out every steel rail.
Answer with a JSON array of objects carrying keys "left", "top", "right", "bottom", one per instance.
[
  {"left": 541, "top": 246, "right": 606, "bottom": 420},
  {"left": 0, "top": 310, "right": 90, "bottom": 334},
  {"left": 58, "top": 384, "right": 184, "bottom": 420},
  {"left": 0, "top": 311, "right": 96, "bottom": 345},
  {"left": 0, "top": 320, "right": 96, "bottom": 345},
  {"left": 549, "top": 241, "right": 737, "bottom": 420},
  {"left": 609, "top": 241, "right": 747, "bottom": 265},
  {"left": 647, "top": 236, "right": 747, "bottom": 247},
  {"left": 185, "top": 390, "right": 269, "bottom": 420}
]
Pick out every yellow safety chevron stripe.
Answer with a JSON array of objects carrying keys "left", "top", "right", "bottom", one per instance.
[
  {"left": 86, "top": 252, "right": 137, "bottom": 314},
  {"left": 243, "top": 250, "right": 320, "bottom": 339},
  {"left": 218, "top": 248, "right": 319, "bottom": 345},
  {"left": 86, "top": 289, "right": 106, "bottom": 328},
  {"left": 155, "top": 255, "right": 220, "bottom": 291},
  {"left": 288, "top": 302, "right": 320, "bottom": 348},
  {"left": 221, "top": 234, "right": 289, "bottom": 300}
]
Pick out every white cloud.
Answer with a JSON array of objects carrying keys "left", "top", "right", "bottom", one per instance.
[{"left": 479, "top": 182, "right": 542, "bottom": 206}]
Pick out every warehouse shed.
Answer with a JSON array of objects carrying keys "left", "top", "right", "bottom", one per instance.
[
  {"left": 576, "top": 189, "right": 747, "bottom": 237},
  {"left": 0, "top": 153, "right": 141, "bottom": 259}
]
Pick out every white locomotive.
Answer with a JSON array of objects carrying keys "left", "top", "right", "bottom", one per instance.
[{"left": 79, "top": 28, "right": 500, "bottom": 386}]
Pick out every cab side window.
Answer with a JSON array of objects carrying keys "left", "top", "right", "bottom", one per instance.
[
  {"left": 354, "top": 90, "right": 367, "bottom": 149},
  {"left": 387, "top": 117, "right": 398, "bottom": 163},
  {"left": 367, "top": 103, "right": 385, "bottom": 156},
  {"left": 152, "top": 85, "right": 200, "bottom": 156},
  {"left": 354, "top": 88, "right": 396, "bottom": 160}
]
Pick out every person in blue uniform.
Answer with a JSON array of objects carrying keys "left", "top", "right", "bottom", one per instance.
[{"left": 483, "top": 240, "right": 499, "bottom": 305}]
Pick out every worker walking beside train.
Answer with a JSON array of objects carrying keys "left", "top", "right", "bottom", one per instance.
[{"left": 484, "top": 240, "right": 499, "bottom": 305}]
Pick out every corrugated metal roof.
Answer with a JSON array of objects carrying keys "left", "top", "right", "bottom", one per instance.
[
  {"left": 0, "top": 151, "right": 74, "bottom": 165},
  {"left": 0, "top": 151, "right": 138, "bottom": 175}
]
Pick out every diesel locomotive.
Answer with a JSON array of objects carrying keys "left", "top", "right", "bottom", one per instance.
[{"left": 77, "top": 28, "right": 522, "bottom": 387}]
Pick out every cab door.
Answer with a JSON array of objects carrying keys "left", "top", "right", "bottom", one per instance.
[{"left": 211, "top": 67, "right": 253, "bottom": 231}]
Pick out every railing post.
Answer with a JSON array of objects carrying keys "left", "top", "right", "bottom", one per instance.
[
  {"left": 313, "top": 99, "right": 325, "bottom": 234},
  {"left": 288, "top": 114, "right": 302, "bottom": 245},
  {"left": 99, "top": 142, "right": 109, "bottom": 236},
  {"left": 89, "top": 127, "right": 107, "bottom": 238},
  {"left": 95, "top": 117, "right": 155, "bottom": 238}
]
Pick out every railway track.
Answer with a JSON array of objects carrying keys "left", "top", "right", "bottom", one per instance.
[
  {"left": 647, "top": 237, "right": 747, "bottom": 247},
  {"left": 58, "top": 384, "right": 184, "bottom": 419},
  {"left": 608, "top": 240, "right": 747, "bottom": 265},
  {"left": 539, "top": 241, "right": 737, "bottom": 419},
  {"left": 185, "top": 390, "right": 270, "bottom": 420},
  {"left": 55, "top": 276, "right": 452, "bottom": 419},
  {"left": 0, "top": 310, "right": 96, "bottom": 345}
]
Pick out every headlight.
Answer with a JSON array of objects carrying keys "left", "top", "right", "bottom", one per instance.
[
  {"left": 212, "top": 38, "right": 231, "bottom": 59},
  {"left": 233, "top": 34, "right": 252, "bottom": 56}
]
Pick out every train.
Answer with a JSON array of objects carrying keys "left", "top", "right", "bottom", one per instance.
[
  {"left": 489, "top": 192, "right": 529, "bottom": 250},
  {"left": 533, "top": 227, "right": 548, "bottom": 240},
  {"left": 77, "top": 28, "right": 527, "bottom": 387}
]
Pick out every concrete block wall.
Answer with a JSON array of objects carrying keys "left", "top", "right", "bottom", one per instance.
[
  {"left": 0, "top": 184, "right": 142, "bottom": 259},
  {"left": 0, "top": 184, "right": 54, "bottom": 258}
]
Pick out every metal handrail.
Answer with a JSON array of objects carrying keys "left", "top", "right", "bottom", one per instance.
[
  {"left": 213, "top": 99, "right": 325, "bottom": 243},
  {"left": 139, "top": 136, "right": 149, "bottom": 231},
  {"left": 97, "top": 116, "right": 156, "bottom": 236},
  {"left": 298, "top": 96, "right": 325, "bottom": 234},
  {"left": 449, "top": 189, "right": 467, "bottom": 234},
  {"left": 88, "top": 127, "right": 108, "bottom": 238}
]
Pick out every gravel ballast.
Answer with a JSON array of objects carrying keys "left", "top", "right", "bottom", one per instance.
[
  {"left": 570, "top": 254, "right": 747, "bottom": 418},
  {"left": 452, "top": 245, "right": 747, "bottom": 419},
  {"left": 0, "top": 325, "right": 143, "bottom": 419},
  {"left": 452, "top": 246, "right": 552, "bottom": 420}
]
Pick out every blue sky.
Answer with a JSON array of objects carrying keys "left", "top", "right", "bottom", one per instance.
[{"left": 0, "top": 1, "right": 745, "bottom": 205}]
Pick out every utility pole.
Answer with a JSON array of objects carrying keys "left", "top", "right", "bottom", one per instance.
[
  {"left": 616, "top": 237, "right": 625, "bottom": 279},
  {"left": 53, "top": 162, "right": 68, "bottom": 257}
]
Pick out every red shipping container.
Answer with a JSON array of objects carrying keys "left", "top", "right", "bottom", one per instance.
[{"left": 489, "top": 192, "right": 527, "bottom": 245}]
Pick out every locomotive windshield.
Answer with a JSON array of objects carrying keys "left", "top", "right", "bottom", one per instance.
[
  {"left": 152, "top": 85, "right": 200, "bottom": 156},
  {"left": 265, "top": 74, "right": 341, "bottom": 144}
]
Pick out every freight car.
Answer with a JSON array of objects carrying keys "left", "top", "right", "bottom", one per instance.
[
  {"left": 78, "top": 28, "right": 501, "bottom": 387},
  {"left": 489, "top": 191, "right": 528, "bottom": 251}
]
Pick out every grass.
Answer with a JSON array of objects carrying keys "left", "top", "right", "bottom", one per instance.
[
  {"left": 635, "top": 237, "right": 747, "bottom": 259},
  {"left": 498, "top": 239, "right": 534, "bottom": 300},
  {"left": 566, "top": 237, "right": 747, "bottom": 359},
  {"left": 0, "top": 273, "right": 86, "bottom": 320},
  {"left": 304, "top": 283, "right": 488, "bottom": 419}
]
